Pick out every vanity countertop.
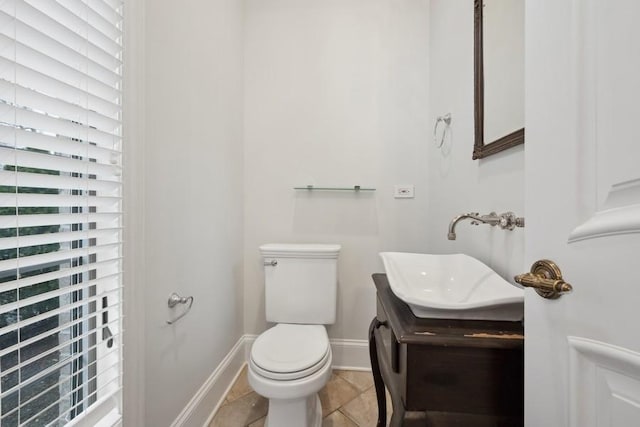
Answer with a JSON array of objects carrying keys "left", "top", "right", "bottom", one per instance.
[{"left": 373, "top": 273, "right": 524, "bottom": 348}]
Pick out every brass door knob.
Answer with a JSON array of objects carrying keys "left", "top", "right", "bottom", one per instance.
[{"left": 514, "top": 259, "right": 573, "bottom": 299}]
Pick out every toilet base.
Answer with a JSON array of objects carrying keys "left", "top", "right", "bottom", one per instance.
[
  {"left": 248, "top": 335, "right": 332, "bottom": 426},
  {"left": 264, "top": 393, "right": 322, "bottom": 427}
]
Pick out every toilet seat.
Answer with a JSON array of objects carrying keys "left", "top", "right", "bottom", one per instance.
[{"left": 250, "top": 324, "right": 330, "bottom": 381}]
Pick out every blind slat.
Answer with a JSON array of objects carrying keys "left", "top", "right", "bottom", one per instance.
[
  {"left": 0, "top": 123, "right": 121, "bottom": 160},
  {"left": 0, "top": 170, "right": 122, "bottom": 194},
  {"left": 7, "top": 148, "right": 121, "bottom": 177},
  {"left": 0, "top": 193, "right": 121, "bottom": 210},
  {"left": 0, "top": 227, "right": 121, "bottom": 250},
  {"left": 0, "top": 212, "right": 120, "bottom": 229},
  {"left": 0, "top": 260, "right": 119, "bottom": 294},
  {"left": 0, "top": 242, "right": 120, "bottom": 272},
  {"left": 12, "top": 149, "right": 121, "bottom": 177}
]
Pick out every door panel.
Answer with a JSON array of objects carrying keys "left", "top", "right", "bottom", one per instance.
[
  {"left": 569, "top": 0, "right": 640, "bottom": 243},
  {"left": 525, "top": 0, "right": 640, "bottom": 426},
  {"left": 569, "top": 337, "right": 640, "bottom": 427}
]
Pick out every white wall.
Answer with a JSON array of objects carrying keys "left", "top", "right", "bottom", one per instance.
[
  {"left": 142, "top": 0, "right": 245, "bottom": 425},
  {"left": 243, "top": 0, "right": 430, "bottom": 340},
  {"left": 426, "top": 0, "right": 525, "bottom": 280}
]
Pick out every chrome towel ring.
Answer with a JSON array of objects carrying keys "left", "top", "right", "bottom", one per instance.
[
  {"left": 166, "top": 292, "right": 194, "bottom": 324},
  {"left": 433, "top": 113, "right": 452, "bottom": 149}
]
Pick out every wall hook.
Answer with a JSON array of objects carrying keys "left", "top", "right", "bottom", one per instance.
[{"left": 166, "top": 292, "right": 194, "bottom": 324}]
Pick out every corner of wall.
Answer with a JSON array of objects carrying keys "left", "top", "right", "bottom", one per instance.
[
  {"left": 123, "top": 0, "right": 147, "bottom": 424},
  {"left": 171, "top": 337, "right": 247, "bottom": 427}
]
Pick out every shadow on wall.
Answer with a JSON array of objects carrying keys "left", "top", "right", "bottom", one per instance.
[{"left": 292, "top": 192, "right": 379, "bottom": 235}]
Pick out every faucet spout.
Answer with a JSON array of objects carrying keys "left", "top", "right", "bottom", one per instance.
[
  {"left": 447, "top": 211, "right": 524, "bottom": 240},
  {"left": 448, "top": 212, "right": 482, "bottom": 240}
]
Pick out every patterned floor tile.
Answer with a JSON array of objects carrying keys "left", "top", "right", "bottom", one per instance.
[
  {"left": 226, "top": 366, "right": 253, "bottom": 402},
  {"left": 209, "top": 391, "right": 268, "bottom": 427},
  {"left": 322, "top": 410, "right": 359, "bottom": 427},
  {"left": 340, "top": 387, "right": 380, "bottom": 427},
  {"left": 248, "top": 416, "right": 266, "bottom": 427},
  {"left": 334, "top": 370, "right": 374, "bottom": 393},
  {"left": 318, "top": 373, "right": 361, "bottom": 417}
]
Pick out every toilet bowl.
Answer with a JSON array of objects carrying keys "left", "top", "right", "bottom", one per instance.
[
  {"left": 249, "top": 243, "right": 340, "bottom": 426},
  {"left": 248, "top": 324, "right": 332, "bottom": 427}
]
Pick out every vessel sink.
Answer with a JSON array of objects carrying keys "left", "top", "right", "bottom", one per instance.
[{"left": 379, "top": 252, "right": 524, "bottom": 321}]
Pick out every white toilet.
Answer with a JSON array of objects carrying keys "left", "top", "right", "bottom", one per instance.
[{"left": 248, "top": 243, "right": 341, "bottom": 427}]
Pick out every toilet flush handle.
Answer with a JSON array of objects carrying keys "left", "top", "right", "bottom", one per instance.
[{"left": 264, "top": 260, "right": 278, "bottom": 267}]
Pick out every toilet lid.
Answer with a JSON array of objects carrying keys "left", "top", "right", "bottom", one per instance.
[{"left": 251, "top": 324, "right": 329, "bottom": 376}]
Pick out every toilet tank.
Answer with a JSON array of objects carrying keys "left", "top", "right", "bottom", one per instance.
[{"left": 260, "top": 243, "right": 341, "bottom": 325}]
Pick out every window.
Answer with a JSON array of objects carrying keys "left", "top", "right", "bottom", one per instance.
[{"left": 0, "top": 1, "right": 123, "bottom": 426}]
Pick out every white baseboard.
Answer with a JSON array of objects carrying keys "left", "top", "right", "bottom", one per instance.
[
  {"left": 170, "top": 337, "right": 246, "bottom": 427},
  {"left": 330, "top": 338, "right": 371, "bottom": 371},
  {"left": 173, "top": 335, "right": 371, "bottom": 427}
]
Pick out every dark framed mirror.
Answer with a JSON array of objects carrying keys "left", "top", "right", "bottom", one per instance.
[{"left": 473, "top": 0, "right": 525, "bottom": 160}]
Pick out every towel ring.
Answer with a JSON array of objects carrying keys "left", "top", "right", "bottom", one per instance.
[
  {"left": 166, "top": 292, "right": 194, "bottom": 325},
  {"left": 433, "top": 113, "right": 452, "bottom": 148}
]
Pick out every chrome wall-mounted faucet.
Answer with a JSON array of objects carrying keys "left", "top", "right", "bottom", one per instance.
[{"left": 448, "top": 211, "right": 524, "bottom": 240}]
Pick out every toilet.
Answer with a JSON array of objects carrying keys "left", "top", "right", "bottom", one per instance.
[{"left": 248, "top": 243, "right": 341, "bottom": 427}]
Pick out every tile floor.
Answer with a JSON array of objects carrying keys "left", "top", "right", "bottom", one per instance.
[{"left": 209, "top": 367, "right": 391, "bottom": 427}]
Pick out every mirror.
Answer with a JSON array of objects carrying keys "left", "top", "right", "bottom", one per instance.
[{"left": 473, "top": 0, "right": 525, "bottom": 159}]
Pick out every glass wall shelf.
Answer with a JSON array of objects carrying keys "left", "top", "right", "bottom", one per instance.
[{"left": 293, "top": 185, "right": 376, "bottom": 192}]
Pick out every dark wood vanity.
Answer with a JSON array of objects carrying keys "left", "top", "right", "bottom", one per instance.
[{"left": 369, "top": 274, "right": 524, "bottom": 427}]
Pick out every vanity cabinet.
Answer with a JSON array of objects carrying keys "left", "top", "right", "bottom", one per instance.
[{"left": 369, "top": 274, "right": 524, "bottom": 427}]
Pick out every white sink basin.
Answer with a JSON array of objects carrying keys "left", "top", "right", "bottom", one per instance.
[{"left": 380, "top": 252, "right": 524, "bottom": 321}]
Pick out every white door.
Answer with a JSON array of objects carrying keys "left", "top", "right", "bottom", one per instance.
[{"left": 525, "top": 1, "right": 640, "bottom": 426}]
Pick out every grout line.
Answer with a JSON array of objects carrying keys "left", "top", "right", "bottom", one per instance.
[
  {"left": 334, "top": 369, "right": 375, "bottom": 393},
  {"left": 324, "top": 408, "right": 341, "bottom": 422},
  {"left": 338, "top": 384, "right": 378, "bottom": 427},
  {"left": 225, "top": 366, "right": 253, "bottom": 404},
  {"left": 337, "top": 378, "right": 365, "bottom": 409}
]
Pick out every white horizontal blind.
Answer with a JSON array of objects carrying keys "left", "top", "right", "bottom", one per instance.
[{"left": 0, "top": 1, "right": 123, "bottom": 426}]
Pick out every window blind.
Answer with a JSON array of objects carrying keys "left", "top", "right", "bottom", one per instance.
[{"left": 0, "top": 1, "right": 123, "bottom": 426}]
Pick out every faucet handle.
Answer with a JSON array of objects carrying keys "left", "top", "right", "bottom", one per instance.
[
  {"left": 498, "top": 212, "right": 525, "bottom": 230},
  {"left": 499, "top": 215, "right": 511, "bottom": 229}
]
